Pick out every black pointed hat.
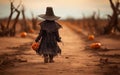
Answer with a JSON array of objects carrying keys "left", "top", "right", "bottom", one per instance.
[{"left": 39, "top": 7, "right": 60, "bottom": 20}]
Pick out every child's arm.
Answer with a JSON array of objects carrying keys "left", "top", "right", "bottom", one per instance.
[
  {"left": 55, "top": 30, "right": 61, "bottom": 42},
  {"left": 35, "top": 30, "right": 43, "bottom": 42}
]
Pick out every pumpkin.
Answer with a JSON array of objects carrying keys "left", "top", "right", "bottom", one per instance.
[
  {"left": 32, "top": 42, "right": 39, "bottom": 51},
  {"left": 90, "top": 42, "right": 101, "bottom": 49},
  {"left": 88, "top": 35, "right": 94, "bottom": 40},
  {"left": 20, "top": 32, "right": 27, "bottom": 38},
  {"left": 29, "top": 29, "right": 34, "bottom": 33}
]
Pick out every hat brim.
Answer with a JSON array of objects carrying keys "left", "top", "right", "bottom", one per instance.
[{"left": 38, "top": 14, "right": 60, "bottom": 20}]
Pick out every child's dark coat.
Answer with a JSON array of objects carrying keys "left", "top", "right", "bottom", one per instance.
[{"left": 35, "top": 20, "right": 62, "bottom": 56}]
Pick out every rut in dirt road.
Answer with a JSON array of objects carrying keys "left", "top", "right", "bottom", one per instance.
[{"left": 1, "top": 25, "right": 103, "bottom": 75}]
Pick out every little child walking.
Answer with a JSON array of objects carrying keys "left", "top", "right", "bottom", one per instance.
[{"left": 35, "top": 7, "right": 62, "bottom": 63}]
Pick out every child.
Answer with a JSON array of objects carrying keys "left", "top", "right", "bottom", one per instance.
[{"left": 35, "top": 7, "right": 62, "bottom": 63}]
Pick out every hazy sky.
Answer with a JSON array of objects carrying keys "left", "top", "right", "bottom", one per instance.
[{"left": 0, "top": 0, "right": 115, "bottom": 19}]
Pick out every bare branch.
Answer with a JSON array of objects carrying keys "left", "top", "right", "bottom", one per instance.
[
  {"left": 16, "top": 0, "right": 22, "bottom": 9},
  {"left": 118, "top": 10, "right": 120, "bottom": 15},
  {"left": 11, "top": 0, "right": 22, "bottom": 13},
  {"left": 9, "top": 0, "right": 14, "bottom": 3},
  {"left": 10, "top": 1, "right": 14, "bottom": 12},
  {"left": 116, "top": 0, "right": 120, "bottom": 9},
  {"left": 109, "top": 0, "right": 116, "bottom": 11},
  {"left": 107, "top": 15, "right": 112, "bottom": 19},
  {"left": 7, "top": 1, "right": 15, "bottom": 29}
]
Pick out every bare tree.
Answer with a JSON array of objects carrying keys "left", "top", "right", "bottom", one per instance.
[
  {"left": 21, "top": 5, "right": 30, "bottom": 32},
  {"left": 0, "top": 0, "right": 21, "bottom": 36},
  {"left": 6, "top": 0, "right": 21, "bottom": 29},
  {"left": 31, "top": 12, "right": 38, "bottom": 30},
  {"left": 10, "top": 8, "right": 20, "bottom": 36},
  {"left": 104, "top": 0, "right": 120, "bottom": 34}
]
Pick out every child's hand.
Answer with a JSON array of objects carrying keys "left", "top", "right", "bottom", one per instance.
[{"left": 57, "top": 37, "right": 61, "bottom": 42}]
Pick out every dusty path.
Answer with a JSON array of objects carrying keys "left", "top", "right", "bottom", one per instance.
[{"left": 0, "top": 25, "right": 119, "bottom": 75}]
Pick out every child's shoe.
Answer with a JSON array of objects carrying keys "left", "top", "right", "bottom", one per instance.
[{"left": 44, "top": 57, "right": 48, "bottom": 63}]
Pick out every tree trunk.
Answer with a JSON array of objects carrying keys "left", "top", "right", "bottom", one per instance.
[
  {"left": 10, "top": 9, "right": 20, "bottom": 36},
  {"left": 21, "top": 6, "right": 30, "bottom": 32}
]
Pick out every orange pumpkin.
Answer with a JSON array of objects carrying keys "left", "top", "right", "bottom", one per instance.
[
  {"left": 20, "top": 32, "right": 27, "bottom": 38},
  {"left": 90, "top": 43, "right": 101, "bottom": 49},
  {"left": 88, "top": 35, "right": 94, "bottom": 40},
  {"left": 29, "top": 29, "right": 34, "bottom": 33},
  {"left": 32, "top": 42, "right": 39, "bottom": 51}
]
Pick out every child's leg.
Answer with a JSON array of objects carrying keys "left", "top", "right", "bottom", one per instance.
[
  {"left": 43, "top": 54, "right": 48, "bottom": 63},
  {"left": 49, "top": 54, "right": 54, "bottom": 63}
]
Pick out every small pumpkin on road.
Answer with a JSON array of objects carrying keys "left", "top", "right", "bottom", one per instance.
[
  {"left": 20, "top": 32, "right": 27, "bottom": 38},
  {"left": 90, "top": 42, "right": 101, "bottom": 49},
  {"left": 88, "top": 34, "right": 94, "bottom": 40}
]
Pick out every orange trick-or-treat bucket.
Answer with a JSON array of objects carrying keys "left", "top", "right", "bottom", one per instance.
[{"left": 32, "top": 42, "right": 39, "bottom": 51}]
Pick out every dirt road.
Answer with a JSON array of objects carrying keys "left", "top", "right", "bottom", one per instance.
[{"left": 0, "top": 25, "right": 119, "bottom": 75}]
